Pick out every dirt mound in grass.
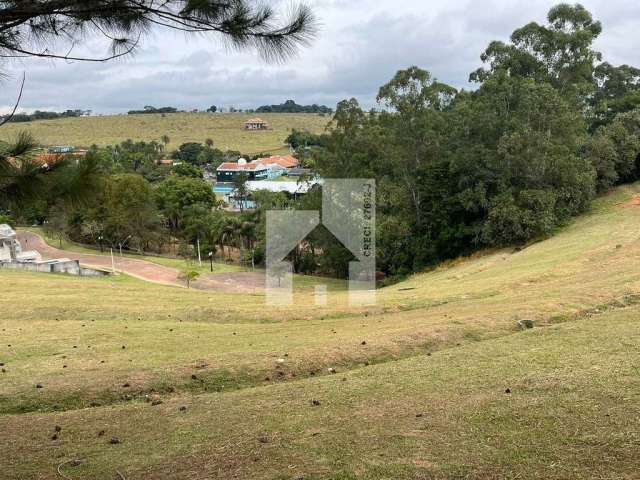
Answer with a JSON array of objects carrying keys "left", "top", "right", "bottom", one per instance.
[{"left": 619, "top": 195, "right": 640, "bottom": 208}]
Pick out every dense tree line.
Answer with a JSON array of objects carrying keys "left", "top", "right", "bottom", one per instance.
[
  {"left": 307, "top": 4, "right": 640, "bottom": 278},
  {"left": 286, "top": 129, "right": 328, "bottom": 149},
  {"left": 257, "top": 100, "right": 332, "bottom": 114},
  {"left": 3, "top": 4, "right": 640, "bottom": 282},
  {"left": 2, "top": 109, "right": 89, "bottom": 123},
  {"left": 127, "top": 106, "right": 179, "bottom": 115}
]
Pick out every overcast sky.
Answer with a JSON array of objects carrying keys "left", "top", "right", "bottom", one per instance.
[{"left": 1, "top": 0, "right": 639, "bottom": 114}]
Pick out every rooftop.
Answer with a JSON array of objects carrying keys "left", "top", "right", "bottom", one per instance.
[
  {"left": 217, "top": 161, "right": 267, "bottom": 171},
  {"left": 244, "top": 118, "right": 267, "bottom": 124},
  {"left": 252, "top": 155, "right": 299, "bottom": 169}
]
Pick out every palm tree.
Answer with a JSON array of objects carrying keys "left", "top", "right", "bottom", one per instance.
[
  {"left": 240, "top": 220, "right": 257, "bottom": 268},
  {"left": 220, "top": 218, "right": 240, "bottom": 261},
  {"left": 160, "top": 135, "right": 170, "bottom": 151},
  {"left": 233, "top": 172, "right": 249, "bottom": 213},
  {"left": 179, "top": 269, "right": 200, "bottom": 289},
  {"left": 150, "top": 140, "right": 162, "bottom": 155}
]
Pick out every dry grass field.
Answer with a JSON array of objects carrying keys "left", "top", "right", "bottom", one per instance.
[
  {"left": 0, "top": 112, "right": 330, "bottom": 155},
  {"left": 2, "top": 184, "right": 640, "bottom": 478}
]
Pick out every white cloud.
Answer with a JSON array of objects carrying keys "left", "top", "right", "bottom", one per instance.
[{"left": 1, "top": 0, "right": 639, "bottom": 114}]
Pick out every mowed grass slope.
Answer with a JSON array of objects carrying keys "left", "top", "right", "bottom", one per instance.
[
  {"left": 2, "top": 184, "right": 640, "bottom": 478},
  {"left": 4, "top": 306, "right": 639, "bottom": 479},
  {"left": 0, "top": 112, "right": 329, "bottom": 155}
]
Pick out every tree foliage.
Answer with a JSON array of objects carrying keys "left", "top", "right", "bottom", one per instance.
[
  {"left": 154, "top": 175, "right": 217, "bottom": 230},
  {"left": 257, "top": 99, "right": 332, "bottom": 114},
  {"left": 0, "top": 1, "right": 316, "bottom": 71},
  {"left": 471, "top": 3, "right": 602, "bottom": 102},
  {"left": 0, "top": 131, "right": 102, "bottom": 218},
  {"left": 18, "top": 3, "right": 640, "bottom": 282},
  {"left": 314, "top": 6, "right": 640, "bottom": 276}
]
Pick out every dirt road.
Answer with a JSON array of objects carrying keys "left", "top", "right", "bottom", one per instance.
[
  {"left": 17, "top": 230, "right": 182, "bottom": 286},
  {"left": 16, "top": 231, "right": 264, "bottom": 293}
]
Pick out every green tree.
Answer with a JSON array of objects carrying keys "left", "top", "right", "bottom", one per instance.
[
  {"left": 107, "top": 139, "right": 162, "bottom": 173},
  {"left": 376, "top": 66, "right": 456, "bottom": 230},
  {"left": 176, "top": 143, "right": 205, "bottom": 165},
  {"left": 0, "top": 213, "right": 12, "bottom": 225},
  {"left": 220, "top": 216, "right": 242, "bottom": 261},
  {"left": 155, "top": 176, "right": 217, "bottom": 231},
  {"left": 585, "top": 129, "right": 619, "bottom": 192},
  {"left": 233, "top": 172, "right": 250, "bottom": 213},
  {"left": 103, "top": 174, "right": 161, "bottom": 253},
  {"left": 591, "top": 63, "right": 640, "bottom": 129},
  {"left": 179, "top": 270, "right": 200, "bottom": 289},
  {"left": 316, "top": 66, "right": 599, "bottom": 276},
  {"left": 197, "top": 147, "right": 225, "bottom": 167},
  {"left": 80, "top": 219, "right": 105, "bottom": 248},
  {"left": 450, "top": 75, "right": 595, "bottom": 245},
  {"left": 471, "top": 4, "right": 603, "bottom": 103},
  {"left": 173, "top": 163, "right": 203, "bottom": 178},
  {"left": 587, "top": 110, "right": 640, "bottom": 189},
  {"left": 181, "top": 204, "right": 223, "bottom": 258},
  {"left": 0, "top": 132, "right": 101, "bottom": 219},
  {"left": 44, "top": 201, "right": 69, "bottom": 247}
]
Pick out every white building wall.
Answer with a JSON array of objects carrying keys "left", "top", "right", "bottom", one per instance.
[{"left": 0, "top": 242, "right": 11, "bottom": 262}]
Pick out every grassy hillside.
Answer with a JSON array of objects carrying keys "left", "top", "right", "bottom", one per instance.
[
  {"left": 4, "top": 306, "right": 639, "bottom": 479},
  {"left": 0, "top": 112, "right": 329, "bottom": 155},
  {"left": 2, "top": 183, "right": 640, "bottom": 478}
]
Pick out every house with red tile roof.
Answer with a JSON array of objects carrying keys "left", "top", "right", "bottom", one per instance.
[
  {"left": 7, "top": 149, "right": 87, "bottom": 168},
  {"left": 215, "top": 158, "right": 270, "bottom": 184},
  {"left": 252, "top": 155, "right": 299, "bottom": 170}
]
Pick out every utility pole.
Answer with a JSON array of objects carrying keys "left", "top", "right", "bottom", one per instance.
[
  {"left": 110, "top": 248, "right": 115, "bottom": 274},
  {"left": 208, "top": 251, "right": 213, "bottom": 272},
  {"left": 197, "top": 237, "right": 202, "bottom": 266}
]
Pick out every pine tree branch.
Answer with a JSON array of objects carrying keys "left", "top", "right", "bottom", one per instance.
[{"left": 0, "top": 71, "right": 25, "bottom": 127}]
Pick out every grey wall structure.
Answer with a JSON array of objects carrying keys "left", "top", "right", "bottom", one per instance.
[{"left": 0, "top": 224, "right": 110, "bottom": 277}]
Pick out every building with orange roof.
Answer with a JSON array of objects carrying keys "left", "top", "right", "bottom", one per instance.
[
  {"left": 252, "top": 154, "right": 299, "bottom": 170},
  {"left": 7, "top": 149, "right": 87, "bottom": 168}
]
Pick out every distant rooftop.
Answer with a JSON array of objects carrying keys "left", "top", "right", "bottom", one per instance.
[
  {"left": 251, "top": 155, "right": 299, "bottom": 169},
  {"left": 217, "top": 161, "right": 267, "bottom": 171}
]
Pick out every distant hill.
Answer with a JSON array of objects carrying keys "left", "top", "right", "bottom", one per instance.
[
  {"left": 256, "top": 99, "right": 332, "bottom": 114},
  {"left": 0, "top": 112, "right": 329, "bottom": 155}
]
